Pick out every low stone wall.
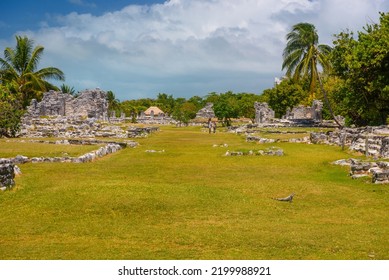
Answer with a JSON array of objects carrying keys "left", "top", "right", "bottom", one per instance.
[
  {"left": 225, "top": 147, "right": 284, "bottom": 156},
  {"left": 136, "top": 116, "right": 175, "bottom": 125},
  {"left": 0, "top": 159, "right": 15, "bottom": 190},
  {"left": 7, "top": 143, "right": 125, "bottom": 164},
  {"left": 19, "top": 116, "right": 159, "bottom": 139},
  {"left": 311, "top": 126, "right": 389, "bottom": 159},
  {"left": 127, "top": 126, "right": 160, "bottom": 138},
  {"left": 246, "top": 135, "right": 309, "bottom": 144},
  {"left": 246, "top": 135, "right": 276, "bottom": 143},
  {"left": 333, "top": 159, "right": 389, "bottom": 184},
  {"left": 1, "top": 139, "right": 137, "bottom": 191}
]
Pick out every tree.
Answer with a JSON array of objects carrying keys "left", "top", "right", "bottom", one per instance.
[
  {"left": 106, "top": 90, "right": 120, "bottom": 117},
  {"left": 236, "top": 93, "right": 262, "bottom": 122},
  {"left": 282, "top": 23, "right": 341, "bottom": 127},
  {"left": 330, "top": 12, "right": 389, "bottom": 125},
  {"left": 262, "top": 79, "right": 306, "bottom": 118},
  {"left": 0, "top": 36, "right": 65, "bottom": 107},
  {"left": 204, "top": 92, "right": 219, "bottom": 104},
  {"left": 188, "top": 95, "right": 205, "bottom": 111},
  {"left": 60, "top": 84, "right": 77, "bottom": 96},
  {"left": 172, "top": 102, "right": 197, "bottom": 125},
  {"left": 156, "top": 93, "right": 175, "bottom": 115},
  {"left": 212, "top": 91, "right": 239, "bottom": 126},
  {"left": 0, "top": 85, "right": 23, "bottom": 137}
]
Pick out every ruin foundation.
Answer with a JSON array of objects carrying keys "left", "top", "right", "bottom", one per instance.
[{"left": 311, "top": 126, "right": 389, "bottom": 159}]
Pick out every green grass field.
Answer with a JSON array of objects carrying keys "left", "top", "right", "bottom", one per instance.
[{"left": 0, "top": 126, "right": 388, "bottom": 259}]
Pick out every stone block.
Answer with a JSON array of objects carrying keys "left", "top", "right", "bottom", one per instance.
[{"left": 0, "top": 161, "right": 15, "bottom": 190}]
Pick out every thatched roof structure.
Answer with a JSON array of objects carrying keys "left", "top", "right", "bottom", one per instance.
[{"left": 143, "top": 106, "right": 165, "bottom": 116}]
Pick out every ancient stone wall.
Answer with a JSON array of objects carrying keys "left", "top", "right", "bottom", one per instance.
[
  {"left": 136, "top": 115, "right": 175, "bottom": 124},
  {"left": 254, "top": 102, "right": 275, "bottom": 124},
  {"left": 253, "top": 100, "right": 326, "bottom": 126},
  {"left": 311, "top": 126, "right": 389, "bottom": 159},
  {"left": 5, "top": 143, "right": 124, "bottom": 164},
  {"left": 19, "top": 116, "right": 159, "bottom": 139},
  {"left": 25, "top": 88, "right": 108, "bottom": 120},
  {"left": 333, "top": 158, "right": 389, "bottom": 184},
  {"left": 195, "top": 103, "right": 216, "bottom": 119},
  {"left": 283, "top": 100, "right": 323, "bottom": 122}
]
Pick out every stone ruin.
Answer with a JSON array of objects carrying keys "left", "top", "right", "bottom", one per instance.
[
  {"left": 3, "top": 140, "right": 129, "bottom": 164},
  {"left": 0, "top": 159, "right": 15, "bottom": 191},
  {"left": 310, "top": 126, "right": 389, "bottom": 159},
  {"left": 333, "top": 158, "right": 389, "bottom": 184},
  {"left": 25, "top": 88, "right": 108, "bottom": 120},
  {"left": 19, "top": 116, "right": 159, "bottom": 138},
  {"left": 19, "top": 88, "right": 160, "bottom": 139},
  {"left": 0, "top": 138, "right": 139, "bottom": 191},
  {"left": 283, "top": 100, "right": 323, "bottom": 123},
  {"left": 195, "top": 103, "right": 216, "bottom": 119},
  {"left": 224, "top": 147, "right": 284, "bottom": 156},
  {"left": 254, "top": 100, "right": 326, "bottom": 126},
  {"left": 254, "top": 102, "right": 275, "bottom": 124}
]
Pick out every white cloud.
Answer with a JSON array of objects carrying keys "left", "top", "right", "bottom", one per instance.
[{"left": 6, "top": 0, "right": 387, "bottom": 99}]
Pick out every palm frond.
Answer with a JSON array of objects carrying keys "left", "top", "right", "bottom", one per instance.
[
  {"left": 35, "top": 67, "right": 65, "bottom": 81},
  {"left": 14, "top": 36, "right": 33, "bottom": 73},
  {"left": 25, "top": 45, "right": 44, "bottom": 73},
  {"left": 0, "top": 57, "right": 18, "bottom": 81},
  {"left": 3, "top": 47, "right": 16, "bottom": 70},
  {"left": 23, "top": 72, "right": 46, "bottom": 92}
]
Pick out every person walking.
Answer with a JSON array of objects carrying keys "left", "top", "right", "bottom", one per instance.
[{"left": 212, "top": 121, "right": 217, "bottom": 133}]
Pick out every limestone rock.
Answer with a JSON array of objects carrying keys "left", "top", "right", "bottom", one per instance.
[
  {"left": 195, "top": 103, "right": 215, "bottom": 119},
  {"left": 310, "top": 126, "right": 389, "bottom": 159},
  {"left": 254, "top": 102, "right": 275, "bottom": 124},
  {"left": 24, "top": 88, "right": 108, "bottom": 120},
  {"left": 0, "top": 160, "right": 15, "bottom": 190}
]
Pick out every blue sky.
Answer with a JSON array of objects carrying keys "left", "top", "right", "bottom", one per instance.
[
  {"left": 0, "top": 1, "right": 165, "bottom": 38},
  {"left": 0, "top": 0, "right": 388, "bottom": 100}
]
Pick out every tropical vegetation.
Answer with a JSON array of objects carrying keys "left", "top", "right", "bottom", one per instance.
[
  {"left": 60, "top": 84, "right": 76, "bottom": 96},
  {"left": 330, "top": 12, "right": 389, "bottom": 125},
  {"left": 0, "top": 35, "right": 65, "bottom": 107},
  {"left": 0, "top": 85, "right": 23, "bottom": 137},
  {"left": 281, "top": 22, "right": 341, "bottom": 127},
  {"left": 0, "top": 36, "right": 65, "bottom": 137}
]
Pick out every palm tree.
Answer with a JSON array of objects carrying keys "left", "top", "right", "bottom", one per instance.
[
  {"left": 60, "top": 84, "right": 77, "bottom": 97},
  {"left": 0, "top": 35, "right": 65, "bottom": 107},
  {"left": 282, "top": 22, "right": 342, "bottom": 127},
  {"left": 106, "top": 90, "right": 120, "bottom": 117}
]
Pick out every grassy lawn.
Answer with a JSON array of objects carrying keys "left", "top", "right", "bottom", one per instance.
[{"left": 0, "top": 126, "right": 388, "bottom": 259}]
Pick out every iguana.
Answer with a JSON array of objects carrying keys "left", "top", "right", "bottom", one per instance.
[{"left": 272, "top": 193, "right": 295, "bottom": 203}]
